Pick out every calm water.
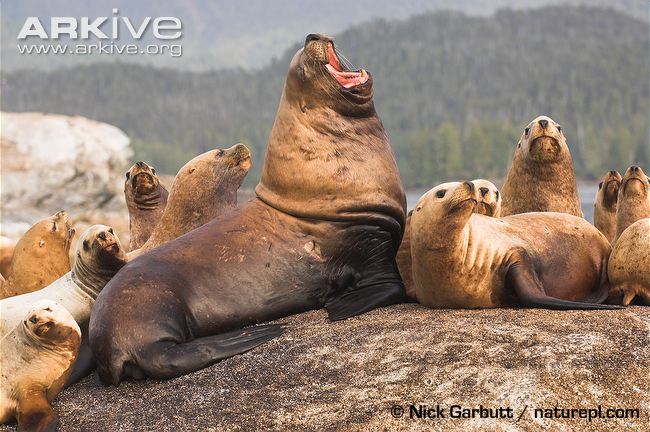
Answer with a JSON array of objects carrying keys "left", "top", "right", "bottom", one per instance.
[{"left": 406, "top": 182, "right": 598, "bottom": 223}]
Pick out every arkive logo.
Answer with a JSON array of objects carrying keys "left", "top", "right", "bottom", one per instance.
[{"left": 17, "top": 9, "right": 182, "bottom": 40}]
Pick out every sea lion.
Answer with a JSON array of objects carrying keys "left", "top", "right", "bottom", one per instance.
[
  {"left": 397, "top": 179, "right": 501, "bottom": 300},
  {"left": 129, "top": 144, "right": 252, "bottom": 258},
  {"left": 593, "top": 170, "right": 622, "bottom": 243},
  {"left": 614, "top": 166, "right": 650, "bottom": 243},
  {"left": 410, "top": 181, "right": 616, "bottom": 309},
  {"left": 124, "top": 161, "right": 168, "bottom": 250},
  {"left": 608, "top": 218, "right": 650, "bottom": 305},
  {"left": 501, "top": 116, "right": 583, "bottom": 217},
  {"left": 90, "top": 34, "right": 406, "bottom": 385},
  {"left": 0, "top": 211, "right": 75, "bottom": 299},
  {"left": 1, "top": 225, "right": 128, "bottom": 383},
  {"left": 0, "top": 300, "right": 81, "bottom": 432}
]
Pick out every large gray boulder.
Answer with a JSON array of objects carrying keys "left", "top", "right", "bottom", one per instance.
[
  {"left": 1, "top": 304, "right": 645, "bottom": 431},
  {"left": 1, "top": 112, "right": 132, "bottom": 241}
]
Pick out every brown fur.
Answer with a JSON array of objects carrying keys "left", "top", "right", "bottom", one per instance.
[
  {"left": 131, "top": 144, "right": 251, "bottom": 257},
  {"left": 594, "top": 170, "right": 622, "bottom": 244},
  {"left": 608, "top": 218, "right": 650, "bottom": 305},
  {"left": 501, "top": 116, "right": 583, "bottom": 217},
  {"left": 0, "top": 212, "right": 74, "bottom": 299},
  {"left": 614, "top": 166, "right": 650, "bottom": 243},
  {"left": 124, "top": 161, "right": 168, "bottom": 250},
  {"left": 411, "top": 182, "right": 610, "bottom": 308},
  {"left": 0, "top": 241, "right": 15, "bottom": 276}
]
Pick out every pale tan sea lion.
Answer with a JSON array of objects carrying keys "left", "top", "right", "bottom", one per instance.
[
  {"left": 614, "top": 166, "right": 650, "bottom": 243},
  {"left": 501, "top": 116, "right": 583, "bottom": 217},
  {"left": 411, "top": 181, "right": 615, "bottom": 309},
  {"left": 593, "top": 170, "right": 622, "bottom": 244},
  {"left": 124, "top": 161, "right": 168, "bottom": 250},
  {"left": 608, "top": 218, "right": 650, "bottom": 305},
  {"left": 130, "top": 144, "right": 252, "bottom": 258},
  {"left": 398, "top": 179, "right": 501, "bottom": 300},
  {"left": 0, "top": 300, "right": 81, "bottom": 431},
  {"left": 0, "top": 211, "right": 74, "bottom": 299}
]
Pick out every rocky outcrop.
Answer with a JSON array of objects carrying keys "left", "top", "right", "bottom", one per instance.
[
  {"left": 0, "top": 304, "right": 646, "bottom": 431},
  {"left": 1, "top": 112, "right": 132, "bottom": 242}
]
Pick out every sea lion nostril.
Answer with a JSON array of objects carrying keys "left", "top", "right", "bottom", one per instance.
[
  {"left": 631, "top": 166, "right": 639, "bottom": 172},
  {"left": 464, "top": 181, "right": 475, "bottom": 192},
  {"left": 539, "top": 119, "right": 548, "bottom": 129},
  {"left": 609, "top": 170, "right": 618, "bottom": 176},
  {"left": 479, "top": 187, "right": 489, "bottom": 197},
  {"left": 304, "top": 34, "right": 321, "bottom": 45},
  {"left": 135, "top": 161, "right": 145, "bottom": 167}
]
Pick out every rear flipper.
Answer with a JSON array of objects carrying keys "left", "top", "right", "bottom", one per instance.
[
  {"left": 132, "top": 324, "right": 283, "bottom": 380},
  {"left": 506, "top": 254, "right": 623, "bottom": 310},
  {"left": 16, "top": 385, "right": 58, "bottom": 432}
]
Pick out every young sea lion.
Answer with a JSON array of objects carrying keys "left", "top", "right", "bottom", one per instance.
[
  {"left": 593, "top": 170, "right": 622, "bottom": 243},
  {"left": 130, "top": 144, "right": 252, "bottom": 258},
  {"left": 91, "top": 34, "right": 406, "bottom": 385},
  {"left": 501, "top": 116, "right": 583, "bottom": 217},
  {"left": 124, "top": 161, "right": 168, "bottom": 250},
  {"left": 1, "top": 225, "right": 128, "bottom": 383},
  {"left": 608, "top": 218, "right": 650, "bottom": 305},
  {"left": 410, "top": 181, "right": 616, "bottom": 309},
  {"left": 397, "top": 179, "right": 501, "bottom": 300},
  {"left": 0, "top": 300, "right": 81, "bottom": 432},
  {"left": 614, "top": 166, "right": 650, "bottom": 243},
  {"left": 0, "top": 211, "right": 75, "bottom": 299}
]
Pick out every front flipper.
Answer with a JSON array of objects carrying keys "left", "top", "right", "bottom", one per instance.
[
  {"left": 506, "top": 252, "right": 622, "bottom": 310},
  {"left": 134, "top": 324, "right": 283, "bottom": 380},
  {"left": 66, "top": 334, "right": 95, "bottom": 385},
  {"left": 16, "top": 385, "right": 58, "bottom": 432}
]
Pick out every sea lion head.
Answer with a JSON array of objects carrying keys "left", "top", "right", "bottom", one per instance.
[
  {"left": 517, "top": 115, "right": 568, "bottom": 164},
  {"left": 76, "top": 225, "right": 128, "bottom": 272},
  {"left": 211, "top": 143, "right": 252, "bottom": 190},
  {"left": 412, "top": 181, "right": 477, "bottom": 248},
  {"left": 473, "top": 179, "right": 501, "bottom": 217},
  {"left": 596, "top": 170, "right": 622, "bottom": 211},
  {"left": 285, "top": 33, "right": 373, "bottom": 117},
  {"left": 620, "top": 166, "right": 649, "bottom": 200},
  {"left": 22, "top": 300, "right": 80, "bottom": 347},
  {"left": 125, "top": 161, "right": 160, "bottom": 196},
  {"left": 22, "top": 211, "right": 75, "bottom": 256}
]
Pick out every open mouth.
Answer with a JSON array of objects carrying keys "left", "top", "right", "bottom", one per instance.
[{"left": 325, "top": 42, "right": 368, "bottom": 89}]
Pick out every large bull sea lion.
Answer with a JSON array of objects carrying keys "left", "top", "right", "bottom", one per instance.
[
  {"left": 501, "top": 116, "right": 583, "bottom": 217},
  {"left": 90, "top": 34, "right": 407, "bottom": 385}
]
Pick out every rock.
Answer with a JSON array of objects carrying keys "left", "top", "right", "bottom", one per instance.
[
  {"left": 1, "top": 304, "right": 646, "bottom": 431},
  {"left": 1, "top": 112, "right": 132, "bottom": 242}
]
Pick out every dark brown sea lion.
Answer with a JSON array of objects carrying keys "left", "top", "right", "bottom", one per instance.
[
  {"left": 130, "top": 144, "right": 252, "bottom": 258},
  {"left": 411, "top": 181, "right": 616, "bottom": 309},
  {"left": 124, "top": 161, "right": 168, "bottom": 250},
  {"left": 0, "top": 211, "right": 75, "bottom": 299},
  {"left": 594, "top": 170, "right": 622, "bottom": 243},
  {"left": 90, "top": 34, "right": 406, "bottom": 385},
  {"left": 614, "top": 166, "right": 650, "bottom": 243},
  {"left": 501, "top": 116, "right": 583, "bottom": 217}
]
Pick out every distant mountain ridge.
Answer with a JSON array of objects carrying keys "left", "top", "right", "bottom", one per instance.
[
  {"left": 3, "top": 5, "right": 648, "bottom": 188},
  {"left": 2, "top": 0, "right": 647, "bottom": 71}
]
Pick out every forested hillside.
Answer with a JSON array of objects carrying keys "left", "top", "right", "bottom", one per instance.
[{"left": 4, "top": 6, "right": 648, "bottom": 188}]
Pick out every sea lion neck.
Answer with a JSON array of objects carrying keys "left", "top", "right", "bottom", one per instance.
[
  {"left": 131, "top": 186, "right": 165, "bottom": 211},
  {"left": 71, "top": 254, "right": 122, "bottom": 300},
  {"left": 255, "top": 86, "right": 406, "bottom": 238}
]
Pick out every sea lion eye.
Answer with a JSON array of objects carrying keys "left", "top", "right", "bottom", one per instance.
[
  {"left": 51, "top": 222, "right": 57, "bottom": 232},
  {"left": 598, "top": 182, "right": 603, "bottom": 190},
  {"left": 495, "top": 190, "right": 500, "bottom": 199},
  {"left": 98, "top": 232, "right": 107, "bottom": 241},
  {"left": 217, "top": 150, "right": 225, "bottom": 157},
  {"left": 83, "top": 239, "right": 90, "bottom": 251},
  {"left": 125, "top": 171, "right": 130, "bottom": 180},
  {"left": 108, "top": 228, "right": 114, "bottom": 235},
  {"left": 556, "top": 125, "right": 562, "bottom": 133},
  {"left": 436, "top": 190, "right": 446, "bottom": 199},
  {"left": 524, "top": 127, "right": 530, "bottom": 137},
  {"left": 29, "top": 315, "right": 38, "bottom": 324},
  {"left": 152, "top": 168, "right": 156, "bottom": 175}
]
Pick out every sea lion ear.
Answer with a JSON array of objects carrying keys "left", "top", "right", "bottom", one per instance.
[
  {"left": 83, "top": 239, "right": 90, "bottom": 251},
  {"left": 39, "top": 240, "right": 46, "bottom": 248}
]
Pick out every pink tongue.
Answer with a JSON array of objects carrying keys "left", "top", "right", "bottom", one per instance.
[{"left": 325, "top": 64, "right": 368, "bottom": 88}]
